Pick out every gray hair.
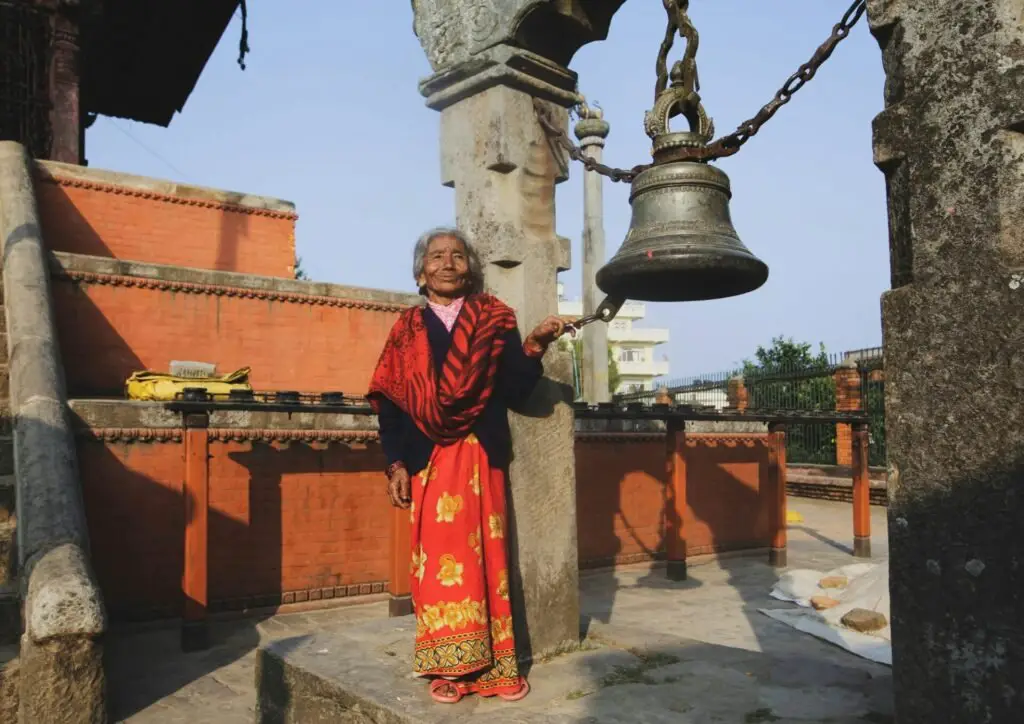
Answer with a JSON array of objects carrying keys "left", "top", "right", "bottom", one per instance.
[{"left": 412, "top": 226, "right": 485, "bottom": 297}]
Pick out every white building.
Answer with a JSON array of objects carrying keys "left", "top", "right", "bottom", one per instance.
[{"left": 556, "top": 282, "right": 670, "bottom": 394}]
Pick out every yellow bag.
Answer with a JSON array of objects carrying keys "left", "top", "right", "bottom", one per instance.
[{"left": 125, "top": 367, "right": 253, "bottom": 401}]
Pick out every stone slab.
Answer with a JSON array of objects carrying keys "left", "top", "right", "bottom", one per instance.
[{"left": 256, "top": 615, "right": 892, "bottom": 724}]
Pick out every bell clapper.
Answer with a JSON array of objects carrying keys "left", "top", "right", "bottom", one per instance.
[{"left": 564, "top": 295, "right": 626, "bottom": 335}]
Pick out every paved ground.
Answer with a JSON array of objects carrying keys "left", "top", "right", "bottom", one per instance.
[{"left": 107, "top": 498, "right": 890, "bottom": 723}]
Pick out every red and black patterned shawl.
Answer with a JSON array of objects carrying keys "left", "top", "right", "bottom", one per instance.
[{"left": 367, "top": 293, "right": 518, "bottom": 445}]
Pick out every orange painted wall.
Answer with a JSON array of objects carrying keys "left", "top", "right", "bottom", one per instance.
[
  {"left": 35, "top": 174, "right": 296, "bottom": 277},
  {"left": 575, "top": 435, "right": 771, "bottom": 568},
  {"left": 79, "top": 433, "right": 771, "bottom": 622},
  {"left": 79, "top": 436, "right": 390, "bottom": 621},
  {"left": 51, "top": 278, "right": 403, "bottom": 396}
]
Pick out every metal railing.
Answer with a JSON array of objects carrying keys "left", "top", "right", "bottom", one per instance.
[{"left": 615, "top": 347, "right": 886, "bottom": 466}]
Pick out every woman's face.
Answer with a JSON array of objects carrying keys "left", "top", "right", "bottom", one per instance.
[{"left": 420, "top": 234, "right": 470, "bottom": 300}]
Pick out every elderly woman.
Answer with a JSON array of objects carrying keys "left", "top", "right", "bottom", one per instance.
[{"left": 367, "top": 227, "right": 566, "bottom": 704}]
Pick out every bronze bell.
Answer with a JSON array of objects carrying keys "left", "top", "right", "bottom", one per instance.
[{"left": 596, "top": 64, "right": 769, "bottom": 303}]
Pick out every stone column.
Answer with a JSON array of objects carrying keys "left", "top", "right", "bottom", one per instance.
[
  {"left": 437, "top": 75, "right": 578, "bottom": 662},
  {"left": 48, "top": 4, "right": 81, "bottom": 164},
  {"left": 575, "top": 104, "right": 611, "bottom": 403},
  {"left": 412, "top": 0, "right": 631, "bottom": 660},
  {"left": 868, "top": 0, "right": 1024, "bottom": 720}
]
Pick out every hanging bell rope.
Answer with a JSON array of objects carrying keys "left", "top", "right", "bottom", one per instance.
[
  {"left": 237, "top": 0, "right": 251, "bottom": 70},
  {"left": 534, "top": 0, "right": 868, "bottom": 182}
]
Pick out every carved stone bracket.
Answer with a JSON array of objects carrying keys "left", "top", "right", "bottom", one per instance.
[
  {"left": 412, "top": 0, "right": 626, "bottom": 74},
  {"left": 419, "top": 45, "right": 579, "bottom": 111}
]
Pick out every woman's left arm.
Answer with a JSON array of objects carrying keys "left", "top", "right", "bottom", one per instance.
[{"left": 497, "top": 327, "right": 544, "bottom": 410}]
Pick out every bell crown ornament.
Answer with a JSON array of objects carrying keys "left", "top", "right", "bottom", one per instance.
[{"left": 595, "top": 15, "right": 769, "bottom": 303}]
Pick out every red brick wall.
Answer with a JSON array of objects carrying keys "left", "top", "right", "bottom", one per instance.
[
  {"left": 51, "top": 275, "right": 404, "bottom": 396},
  {"left": 79, "top": 432, "right": 772, "bottom": 621},
  {"left": 35, "top": 172, "right": 297, "bottom": 277},
  {"left": 834, "top": 367, "right": 862, "bottom": 467}
]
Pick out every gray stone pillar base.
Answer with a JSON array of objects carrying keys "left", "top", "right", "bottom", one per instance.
[
  {"left": 389, "top": 595, "right": 413, "bottom": 618},
  {"left": 180, "top": 620, "right": 209, "bottom": 653},
  {"left": 853, "top": 536, "right": 871, "bottom": 559},
  {"left": 769, "top": 548, "right": 787, "bottom": 568}
]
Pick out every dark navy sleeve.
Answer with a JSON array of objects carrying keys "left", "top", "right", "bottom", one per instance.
[
  {"left": 497, "top": 327, "right": 544, "bottom": 410},
  {"left": 376, "top": 396, "right": 405, "bottom": 468}
]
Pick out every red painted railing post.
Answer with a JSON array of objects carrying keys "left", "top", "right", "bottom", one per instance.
[
  {"left": 182, "top": 412, "right": 210, "bottom": 651},
  {"left": 388, "top": 504, "right": 413, "bottom": 617},
  {"left": 768, "top": 422, "right": 788, "bottom": 567},
  {"left": 665, "top": 421, "right": 688, "bottom": 581},
  {"left": 852, "top": 422, "right": 872, "bottom": 558}
]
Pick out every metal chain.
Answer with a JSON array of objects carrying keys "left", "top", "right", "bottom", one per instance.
[
  {"left": 534, "top": 105, "right": 652, "bottom": 182},
  {"left": 535, "top": 0, "right": 868, "bottom": 183}
]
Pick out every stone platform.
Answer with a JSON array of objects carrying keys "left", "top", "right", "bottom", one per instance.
[
  {"left": 106, "top": 499, "right": 892, "bottom": 722},
  {"left": 256, "top": 615, "right": 891, "bottom": 723}
]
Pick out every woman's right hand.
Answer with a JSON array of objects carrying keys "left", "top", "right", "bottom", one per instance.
[{"left": 387, "top": 467, "right": 412, "bottom": 509}]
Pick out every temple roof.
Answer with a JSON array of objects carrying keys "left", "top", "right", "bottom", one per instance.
[{"left": 81, "top": 0, "right": 242, "bottom": 126}]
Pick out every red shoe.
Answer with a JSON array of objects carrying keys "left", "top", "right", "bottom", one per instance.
[
  {"left": 429, "top": 678, "right": 469, "bottom": 704},
  {"left": 497, "top": 678, "right": 530, "bottom": 702}
]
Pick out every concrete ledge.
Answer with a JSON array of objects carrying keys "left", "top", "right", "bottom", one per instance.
[
  {"left": 36, "top": 160, "right": 297, "bottom": 217},
  {"left": 68, "top": 399, "right": 381, "bottom": 433},
  {"left": 50, "top": 250, "right": 422, "bottom": 309}
]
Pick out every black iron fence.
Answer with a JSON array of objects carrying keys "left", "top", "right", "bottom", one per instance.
[{"left": 616, "top": 347, "right": 886, "bottom": 467}]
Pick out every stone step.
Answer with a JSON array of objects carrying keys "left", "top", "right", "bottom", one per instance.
[
  {"left": 0, "top": 520, "right": 14, "bottom": 588},
  {"left": 0, "top": 438, "right": 11, "bottom": 478},
  {"left": 0, "top": 475, "right": 12, "bottom": 525},
  {"left": 0, "top": 586, "right": 16, "bottom": 647},
  {"left": 0, "top": 642, "right": 18, "bottom": 724}
]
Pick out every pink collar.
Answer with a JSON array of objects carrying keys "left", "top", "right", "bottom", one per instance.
[{"left": 427, "top": 296, "right": 464, "bottom": 332}]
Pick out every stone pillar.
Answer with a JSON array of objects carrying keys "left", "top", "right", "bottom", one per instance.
[
  {"left": 575, "top": 104, "right": 611, "bottom": 403},
  {"left": 868, "top": 0, "right": 1024, "bottom": 720},
  {"left": 833, "top": 361, "right": 861, "bottom": 467},
  {"left": 412, "top": 0, "right": 631, "bottom": 660},
  {"left": 48, "top": 4, "right": 81, "bottom": 164}
]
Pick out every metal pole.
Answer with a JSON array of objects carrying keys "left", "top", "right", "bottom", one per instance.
[{"left": 575, "top": 101, "right": 611, "bottom": 402}]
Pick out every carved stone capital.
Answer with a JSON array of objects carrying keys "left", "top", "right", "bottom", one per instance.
[
  {"left": 419, "top": 44, "right": 579, "bottom": 111},
  {"left": 412, "top": 0, "right": 626, "bottom": 107}
]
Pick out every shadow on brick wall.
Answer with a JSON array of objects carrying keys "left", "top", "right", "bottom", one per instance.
[
  {"left": 77, "top": 434, "right": 387, "bottom": 720},
  {"left": 577, "top": 435, "right": 772, "bottom": 631}
]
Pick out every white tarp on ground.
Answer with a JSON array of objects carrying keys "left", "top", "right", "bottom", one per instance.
[{"left": 759, "top": 561, "right": 892, "bottom": 666}]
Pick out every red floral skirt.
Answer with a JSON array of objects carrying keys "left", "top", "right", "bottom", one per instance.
[{"left": 409, "top": 433, "right": 521, "bottom": 696}]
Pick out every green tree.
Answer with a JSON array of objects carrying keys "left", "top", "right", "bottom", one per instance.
[
  {"left": 742, "top": 336, "right": 836, "bottom": 464},
  {"left": 294, "top": 254, "right": 309, "bottom": 281}
]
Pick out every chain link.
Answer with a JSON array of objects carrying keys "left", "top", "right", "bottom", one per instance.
[{"left": 535, "top": 0, "right": 868, "bottom": 183}]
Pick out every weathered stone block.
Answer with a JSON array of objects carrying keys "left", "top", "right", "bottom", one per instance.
[
  {"left": 19, "top": 634, "right": 104, "bottom": 724},
  {"left": 0, "top": 649, "right": 18, "bottom": 724}
]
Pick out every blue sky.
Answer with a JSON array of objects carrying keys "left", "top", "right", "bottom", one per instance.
[{"left": 85, "top": 2, "right": 888, "bottom": 378}]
